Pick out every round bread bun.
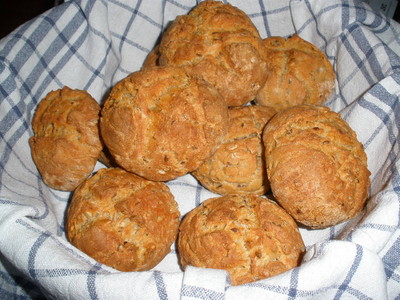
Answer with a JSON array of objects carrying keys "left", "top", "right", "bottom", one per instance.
[
  {"left": 255, "top": 34, "right": 335, "bottom": 111},
  {"left": 192, "top": 105, "right": 276, "bottom": 195},
  {"left": 100, "top": 65, "right": 229, "bottom": 181},
  {"left": 178, "top": 194, "right": 305, "bottom": 286},
  {"left": 29, "top": 86, "right": 102, "bottom": 191},
  {"left": 66, "top": 167, "right": 180, "bottom": 272},
  {"left": 263, "top": 105, "right": 370, "bottom": 229},
  {"left": 158, "top": 0, "right": 268, "bottom": 107}
]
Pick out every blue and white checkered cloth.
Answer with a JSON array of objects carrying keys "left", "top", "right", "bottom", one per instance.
[{"left": 1, "top": 0, "right": 399, "bottom": 299}]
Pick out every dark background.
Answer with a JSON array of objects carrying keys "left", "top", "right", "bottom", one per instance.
[
  {"left": 0, "top": 0, "right": 399, "bottom": 40},
  {"left": 0, "top": 0, "right": 63, "bottom": 39}
]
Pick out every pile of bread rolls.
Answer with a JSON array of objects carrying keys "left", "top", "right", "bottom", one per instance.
[{"left": 29, "top": 0, "right": 370, "bottom": 286}]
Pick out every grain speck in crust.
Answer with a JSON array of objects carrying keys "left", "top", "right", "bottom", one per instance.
[
  {"left": 192, "top": 105, "right": 276, "bottom": 195},
  {"left": 178, "top": 194, "right": 305, "bottom": 286},
  {"left": 100, "top": 65, "right": 229, "bottom": 181},
  {"left": 263, "top": 104, "right": 370, "bottom": 228},
  {"left": 29, "top": 86, "right": 102, "bottom": 191},
  {"left": 255, "top": 34, "right": 335, "bottom": 111},
  {"left": 158, "top": 0, "right": 268, "bottom": 107},
  {"left": 66, "top": 167, "right": 180, "bottom": 272}
]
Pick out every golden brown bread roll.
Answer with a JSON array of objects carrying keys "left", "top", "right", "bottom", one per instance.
[
  {"left": 263, "top": 104, "right": 370, "bottom": 228},
  {"left": 29, "top": 86, "right": 102, "bottom": 191},
  {"left": 178, "top": 194, "right": 305, "bottom": 285},
  {"left": 67, "top": 167, "right": 180, "bottom": 272},
  {"left": 192, "top": 105, "right": 276, "bottom": 195},
  {"left": 100, "top": 66, "right": 229, "bottom": 181},
  {"left": 158, "top": 0, "right": 268, "bottom": 107},
  {"left": 255, "top": 34, "right": 335, "bottom": 111}
]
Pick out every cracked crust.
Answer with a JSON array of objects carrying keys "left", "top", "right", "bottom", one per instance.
[
  {"left": 178, "top": 194, "right": 305, "bottom": 285},
  {"left": 192, "top": 105, "right": 276, "bottom": 195},
  {"left": 29, "top": 86, "right": 102, "bottom": 191},
  {"left": 263, "top": 104, "right": 370, "bottom": 228},
  {"left": 100, "top": 66, "right": 229, "bottom": 181},
  {"left": 66, "top": 167, "right": 180, "bottom": 271},
  {"left": 142, "top": 44, "right": 160, "bottom": 69},
  {"left": 158, "top": 0, "right": 268, "bottom": 107},
  {"left": 255, "top": 34, "right": 335, "bottom": 111}
]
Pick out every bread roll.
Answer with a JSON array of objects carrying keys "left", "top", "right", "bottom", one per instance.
[
  {"left": 255, "top": 34, "right": 335, "bottom": 111},
  {"left": 192, "top": 105, "right": 276, "bottom": 195},
  {"left": 29, "top": 86, "right": 102, "bottom": 191},
  {"left": 178, "top": 194, "right": 305, "bottom": 285},
  {"left": 158, "top": 0, "right": 268, "bottom": 107},
  {"left": 67, "top": 167, "right": 180, "bottom": 271},
  {"left": 263, "top": 104, "right": 370, "bottom": 228},
  {"left": 100, "top": 66, "right": 229, "bottom": 181}
]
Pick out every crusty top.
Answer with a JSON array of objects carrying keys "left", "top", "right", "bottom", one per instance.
[
  {"left": 263, "top": 105, "right": 370, "bottom": 228},
  {"left": 178, "top": 194, "right": 305, "bottom": 285},
  {"left": 255, "top": 34, "right": 335, "bottom": 111},
  {"left": 29, "top": 86, "right": 102, "bottom": 191},
  {"left": 67, "top": 167, "right": 180, "bottom": 272},
  {"left": 192, "top": 105, "right": 276, "bottom": 195},
  {"left": 158, "top": 0, "right": 268, "bottom": 107},
  {"left": 100, "top": 66, "right": 229, "bottom": 181}
]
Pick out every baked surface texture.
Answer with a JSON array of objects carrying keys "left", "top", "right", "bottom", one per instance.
[
  {"left": 178, "top": 194, "right": 305, "bottom": 285},
  {"left": 100, "top": 66, "right": 229, "bottom": 181},
  {"left": 192, "top": 105, "right": 276, "bottom": 195},
  {"left": 67, "top": 167, "right": 180, "bottom": 272},
  {"left": 142, "top": 44, "right": 160, "bottom": 69},
  {"left": 29, "top": 86, "right": 102, "bottom": 191},
  {"left": 255, "top": 34, "right": 335, "bottom": 111},
  {"left": 158, "top": 0, "right": 268, "bottom": 107},
  {"left": 263, "top": 104, "right": 370, "bottom": 228}
]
